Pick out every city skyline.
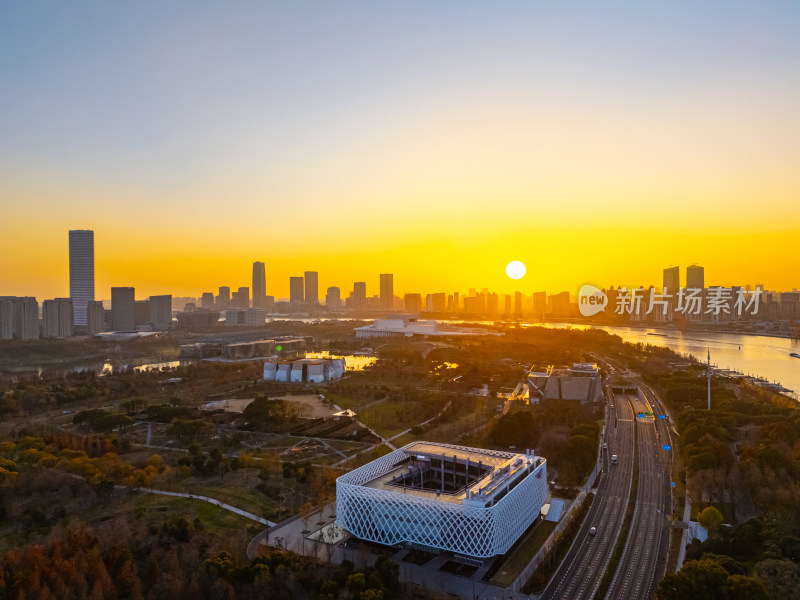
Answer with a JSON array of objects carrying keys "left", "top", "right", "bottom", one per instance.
[
  {"left": 4, "top": 231, "right": 799, "bottom": 305},
  {"left": 1, "top": 3, "right": 799, "bottom": 299}
]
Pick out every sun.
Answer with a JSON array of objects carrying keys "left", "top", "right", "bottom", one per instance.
[{"left": 506, "top": 261, "right": 526, "bottom": 280}]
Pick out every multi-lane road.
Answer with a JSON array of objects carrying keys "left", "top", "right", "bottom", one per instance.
[
  {"left": 541, "top": 371, "right": 673, "bottom": 600},
  {"left": 606, "top": 380, "right": 672, "bottom": 600},
  {"left": 541, "top": 387, "right": 636, "bottom": 600}
]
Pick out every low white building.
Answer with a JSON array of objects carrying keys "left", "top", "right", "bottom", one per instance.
[
  {"left": 264, "top": 357, "right": 346, "bottom": 383},
  {"left": 354, "top": 318, "right": 487, "bottom": 339}
]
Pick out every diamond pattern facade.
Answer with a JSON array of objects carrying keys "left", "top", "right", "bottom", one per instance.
[{"left": 337, "top": 441, "right": 547, "bottom": 558}]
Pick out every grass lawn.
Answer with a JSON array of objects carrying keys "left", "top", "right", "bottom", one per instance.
[
  {"left": 490, "top": 519, "right": 558, "bottom": 588},
  {"left": 157, "top": 468, "right": 283, "bottom": 520}
]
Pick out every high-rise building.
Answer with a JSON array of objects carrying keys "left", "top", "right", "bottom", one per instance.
[
  {"left": 289, "top": 277, "right": 304, "bottom": 303},
  {"left": 404, "top": 293, "right": 422, "bottom": 313},
  {"left": 428, "top": 293, "right": 446, "bottom": 313},
  {"left": 5, "top": 297, "right": 40, "bottom": 340},
  {"left": 252, "top": 262, "right": 266, "bottom": 309},
  {"left": 514, "top": 291, "right": 523, "bottom": 315},
  {"left": 200, "top": 293, "right": 215, "bottom": 309},
  {"left": 380, "top": 274, "right": 393, "bottom": 311},
  {"left": 0, "top": 298, "right": 14, "bottom": 340},
  {"left": 686, "top": 265, "right": 704, "bottom": 290},
  {"left": 135, "top": 300, "right": 151, "bottom": 326},
  {"left": 43, "top": 298, "right": 73, "bottom": 338},
  {"left": 86, "top": 300, "right": 105, "bottom": 335},
  {"left": 304, "top": 271, "right": 319, "bottom": 304},
  {"left": 487, "top": 292, "right": 499, "bottom": 315},
  {"left": 532, "top": 292, "right": 547, "bottom": 316},
  {"left": 352, "top": 282, "right": 367, "bottom": 310},
  {"left": 150, "top": 295, "right": 173, "bottom": 330},
  {"left": 69, "top": 230, "right": 94, "bottom": 327},
  {"left": 111, "top": 287, "right": 136, "bottom": 331},
  {"left": 326, "top": 287, "right": 342, "bottom": 311},
  {"left": 232, "top": 287, "right": 249, "bottom": 309},
  {"left": 663, "top": 266, "right": 680, "bottom": 293},
  {"left": 216, "top": 286, "right": 231, "bottom": 307}
]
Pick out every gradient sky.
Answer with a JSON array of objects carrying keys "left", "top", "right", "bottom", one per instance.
[{"left": 2, "top": 2, "right": 799, "bottom": 300}]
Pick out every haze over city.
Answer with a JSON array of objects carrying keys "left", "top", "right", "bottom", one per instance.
[{"left": 2, "top": 2, "right": 800, "bottom": 299}]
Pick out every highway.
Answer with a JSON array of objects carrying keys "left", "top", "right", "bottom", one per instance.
[
  {"left": 540, "top": 388, "right": 635, "bottom": 600},
  {"left": 605, "top": 383, "right": 672, "bottom": 600}
]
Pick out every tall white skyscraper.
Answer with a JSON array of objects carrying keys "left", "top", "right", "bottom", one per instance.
[{"left": 69, "top": 230, "right": 95, "bottom": 327}]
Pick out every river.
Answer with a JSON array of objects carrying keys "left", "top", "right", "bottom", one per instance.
[{"left": 544, "top": 324, "right": 800, "bottom": 397}]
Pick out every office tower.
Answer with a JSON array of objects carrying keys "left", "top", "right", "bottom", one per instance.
[
  {"left": 43, "top": 298, "right": 73, "bottom": 338},
  {"left": 663, "top": 266, "right": 680, "bottom": 292},
  {"left": 111, "top": 287, "right": 136, "bottom": 331},
  {"left": 69, "top": 230, "right": 94, "bottom": 327},
  {"left": 0, "top": 298, "right": 13, "bottom": 339},
  {"left": 252, "top": 261, "right": 266, "bottom": 309},
  {"left": 86, "top": 300, "right": 105, "bottom": 334},
  {"left": 4, "top": 297, "right": 40, "bottom": 340},
  {"left": 216, "top": 286, "right": 231, "bottom": 307},
  {"left": 404, "top": 293, "right": 422, "bottom": 314},
  {"left": 289, "top": 277, "right": 305, "bottom": 303},
  {"left": 201, "top": 293, "right": 215, "bottom": 309},
  {"left": 326, "top": 287, "right": 342, "bottom": 311},
  {"left": 232, "top": 287, "right": 249, "bottom": 309},
  {"left": 487, "top": 292, "right": 499, "bottom": 315},
  {"left": 150, "top": 295, "right": 172, "bottom": 330},
  {"left": 352, "top": 282, "right": 367, "bottom": 310},
  {"left": 532, "top": 292, "right": 546, "bottom": 315},
  {"left": 514, "top": 291, "right": 523, "bottom": 314},
  {"left": 135, "top": 300, "right": 151, "bottom": 326},
  {"left": 686, "top": 265, "right": 704, "bottom": 290},
  {"left": 304, "top": 271, "right": 319, "bottom": 304},
  {"left": 453, "top": 292, "right": 460, "bottom": 312},
  {"left": 503, "top": 294, "right": 511, "bottom": 315},
  {"left": 380, "top": 274, "right": 394, "bottom": 311},
  {"left": 429, "top": 293, "right": 446, "bottom": 312}
]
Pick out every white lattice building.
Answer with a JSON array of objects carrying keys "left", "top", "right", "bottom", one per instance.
[{"left": 336, "top": 441, "right": 547, "bottom": 558}]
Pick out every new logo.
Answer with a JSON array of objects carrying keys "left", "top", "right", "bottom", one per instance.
[{"left": 578, "top": 285, "right": 608, "bottom": 317}]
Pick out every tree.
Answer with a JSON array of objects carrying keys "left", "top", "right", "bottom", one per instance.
[{"left": 698, "top": 506, "right": 724, "bottom": 534}]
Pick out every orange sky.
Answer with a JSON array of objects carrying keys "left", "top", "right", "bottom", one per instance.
[{"left": 1, "top": 3, "right": 799, "bottom": 300}]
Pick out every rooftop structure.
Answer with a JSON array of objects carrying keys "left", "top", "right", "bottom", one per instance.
[
  {"left": 337, "top": 441, "right": 547, "bottom": 558},
  {"left": 353, "top": 318, "right": 489, "bottom": 339}
]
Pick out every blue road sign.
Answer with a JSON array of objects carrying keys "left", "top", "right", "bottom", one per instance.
[
  {"left": 638, "top": 412, "right": 645, "bottom": 418},
  {"left": 658, "top": 414, "right": 666, "bottom": 419},
  {"left": 662, "top": 444, "right": 671, "bottom": 451},
  {"left": 671, "top": 481, "right": 676, "bottom": 488}
]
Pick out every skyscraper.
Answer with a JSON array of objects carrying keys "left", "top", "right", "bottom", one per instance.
[
  {"left": 352, "top": 282, "right": 367, "bottom": 310},
  {"left": 43, "top": 298, "right": 73, "bottom": 338},
  {"left": 111, "top": 287, "right": 136, "bottom": 331},
  {"left": 663, "top": 266, "right": 680, "bottom": 292},
  {"left": 252, "top": 262, "right": 266, "bottom": 309},
  {"left": 289, "top": 277, "right": 305, "bottom": 303},
  {"left": 304, "top": 271, "right": 319, "bottom": 304},
  {"left": 686, "top": 265, "right": 705, "bottom": 290},
  {"left": 380, "top": 274, "right": 394, "bottom": 311},
  {"left": 86, "top": 300, "right": 105, "bottom": 335},
  {"left": 69, "top": 230, "right": 94, "bottom": 327},
  {"left": 150, "top": 295, "right": 173, "bottom": 330},
  {"left": 326, "top": 287, "right": 341, "bottom": 311},
  {"left": 216, "top": 286, "right": 231, "bottom": 307}
]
